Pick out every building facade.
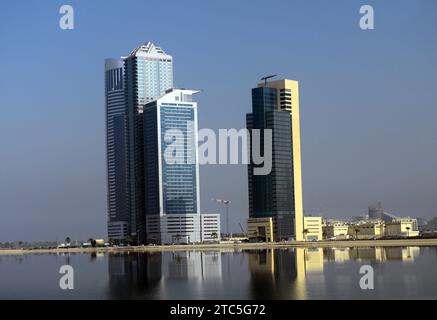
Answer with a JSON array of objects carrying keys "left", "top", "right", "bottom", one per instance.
[
  {"left": 105, "top": 42, "right": 173, "bottom": 243},
  {"left": 105, "top": 59, "right": 130, "bottom": 242},
  {"left": 385, "top": 218, "right": 419, "bottom": 237},
  {"left": 123, "top": 42, "right": 173, "bottom": 243},
  {"left": 143, "top": 89, "right": 220, "bottom": 244},
  {"left": 247, "top": 217, "right": 275, "bottom": 242},
  {"left": 323, "top": 223, "right": 350, "bottom": 240},
  {"left": 246, "top": 78, "right": 304, "bottom": 241},
  {"left": 303, "top": 216, "right": 323, "bottom": 241},
  {"left": 256, "top": 79, "right": 304, "bottom": 241},
  {"left": 348, "top": 221, "right": 385, "bottom": 239}
]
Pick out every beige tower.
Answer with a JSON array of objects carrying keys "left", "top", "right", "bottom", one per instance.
[{"left": 257, "top": 79, "right": 304, "bottom": 241}]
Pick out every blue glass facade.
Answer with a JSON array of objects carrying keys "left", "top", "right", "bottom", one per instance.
[
  {"left": 144, "top": 95, "right": 199, "bottom": 217},
  {"left": 160, "top": 105, "right": 198, "bottom": 215}
]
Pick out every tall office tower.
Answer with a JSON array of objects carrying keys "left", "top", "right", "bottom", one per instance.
[
  {"left": 247, "top": 79, "right": 304, "bottom": 241},
  {"left": 123, "top": 42, "right": 174, "bottom": 243},
  {"left": 144, "top": 89, "right": 220, "bottom": 244},
  {"left": 105, "top": 59, "right": 130, "bottom": 242}
]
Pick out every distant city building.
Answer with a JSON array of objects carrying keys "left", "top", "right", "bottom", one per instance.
[
  {"left": 350, "top": 215, "right": 369, "bottom": 222},
  {"left": 385, "top": 218, "right": 419, "bottom": 238},
  {"left": 323, "top": 223, "right": 350, "bottom": 240},
  {"left": 105, "top": 42, "right": 173, "bottom": 243},
  {"left": 421, "top": 217, "right": 437, "bottom": 233},
  {"left": 348, "top": 221, "right": 385, "bottom": 239},
  {"left": 143, "top": 89, "right": 220, "bottom": 244},
  {"left": 246, "top": 78, "right": 304, "bottom": 241},
  {"left": 416, "top": 217, "right": 428, "bottom": 227},
  {"left": 368, "top": 202, "right": 398, "bottom": 222}
]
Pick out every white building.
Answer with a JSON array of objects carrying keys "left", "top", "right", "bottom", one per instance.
[
  {"left": 146, "top": 214, "right": 220, "bottom": 244},
  {"left": 143, "top": 89, "right": 220, "bottom": 244},
  {"left": 201, "top": 214, "right": 221, "bottom": 242}
]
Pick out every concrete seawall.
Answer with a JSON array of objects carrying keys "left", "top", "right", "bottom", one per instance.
[{"left": 1, "top": 238, "right": 437, "bottom": 255}]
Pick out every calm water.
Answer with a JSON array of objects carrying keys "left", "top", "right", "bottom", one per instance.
[{"left": 0, "top": 246, "right": 436, "bottom": 299}]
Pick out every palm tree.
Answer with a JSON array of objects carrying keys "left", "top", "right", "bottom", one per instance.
[
  {"left": 65, "top": 237, "right": 71, "bottom": 246},
  {"left": 88, "top": 238, "right": 96, "bottom": 247},
  {"left": 354, "top": 228, "right": 360, "bottom": 240},
  {"left": 303, "top": 229, "right": 309, "bottom": 241},
  {"left": 406, "top": 227, "right": 411, "bottom": 238}
]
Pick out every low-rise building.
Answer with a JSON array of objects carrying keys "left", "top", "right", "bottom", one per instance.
[
  {"left": 247, "top": 218, "right": 274, "bottom": 242},
  {"left": 385, "top": 218, "right": 419, "bottom": 238},
  {"left": 303, "top": 216, "right": 323, "bottom": 241},
  {"left": 146, "top": 214, "right": 221, "bottom": 244},
  {"left": 348, "top": 221, "right": 385, "bottom": 239},
  {"left": 323, "top": 223, "right": 350, "bottom": 240}
]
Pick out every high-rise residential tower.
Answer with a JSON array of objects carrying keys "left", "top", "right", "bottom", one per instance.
[
  {"left": 105, "top": 42, "right": 173, "bottom": 243},
  {"left": 143, "top": 89, "right": 220, "bottom": 244},
  {"left": 247, "top": 78, "right": 304, "bottom": 241}
]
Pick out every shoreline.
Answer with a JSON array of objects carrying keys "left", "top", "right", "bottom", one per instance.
[{"left": 1, "top": 238, "right": 437, "bottom": 255}]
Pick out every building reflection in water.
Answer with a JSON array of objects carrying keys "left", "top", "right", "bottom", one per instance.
[
  {"left": 248, "top": 248, "right": 304, "bottom": 299},
  {"left": 107, "top": 251, "right": 222, "bottom": 299},
  {"left": 107, "top": 246, "right": 421, "bottom": 299},
  {"left": 247, "top": 246, "right": 421, "bottom": 300},
  {"left": 108, "top": 252, "right": 163, "bottom": 299},
  {"left": 162, "top": 251, "right": 222, "bottom": 280},
  {"left": 324, "top": 246, "right": 420, "bottom": 263}
]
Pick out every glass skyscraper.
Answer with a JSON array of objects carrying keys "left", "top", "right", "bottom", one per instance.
[
  {"left": 105, "top": 58, "right": 129, "bottom": 241},
  {"left": 144, "top": 89, "right": 200, "bottom": 218},
  {"left": 144, "top": 89, "right": 220, "bottom": 244},
  {"left": 105, "top": 42, "right": 173, "bottom": 243},
  {"left": 247, "top": 79, "right": 304, "bottom": 241}
]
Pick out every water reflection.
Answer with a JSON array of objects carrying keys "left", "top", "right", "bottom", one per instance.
[
  {"left": 324, "top": 247, "right": 420, "bottom": 263},
  {"left": 0, "top": 246, "right": 427, "bottom": 299},
  {"left": 108, "top": 252, "right": 162, "bottom": 299},
  {"left": 104, "top": 247, "right": 425, "bottom": 299},
  {"left": 107, "top": 251, "right": 224, "bottom": 299},
  {"left": 246, "top": 247, "right": 424, "bottom": 299}
]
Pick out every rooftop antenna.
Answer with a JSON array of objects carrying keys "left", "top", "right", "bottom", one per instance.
[{"left": 261, "top": 74, "right": 277, "bottom": 87}]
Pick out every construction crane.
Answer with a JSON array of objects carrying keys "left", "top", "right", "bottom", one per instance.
[
  {"left": 260, "top": 74, "right": 277, "bottom": 87},
  {"left": 238, "top": 223, "right": 246, "bottom": 235},
  {"left": 211, "top": 198, "right": 231, "bottom": 237}
]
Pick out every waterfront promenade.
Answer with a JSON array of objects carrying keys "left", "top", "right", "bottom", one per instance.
[{"left": 2, "top": 238, "right": 437, "bottom": 255}]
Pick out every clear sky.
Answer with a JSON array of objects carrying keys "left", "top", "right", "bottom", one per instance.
[{"left": 0, "top": 0, "right": 436, "bottom": 241}]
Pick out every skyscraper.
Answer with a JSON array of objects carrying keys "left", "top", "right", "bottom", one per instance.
[
  {"left": 247, "top": 78, "right": 304, "bottom": 241},
  {"left": 123, "top": 42, "right": 173, "bottom": 243},
  {"left": 143, "top": 89, "right": 220, "bottom": 244},
  {"left": 105, "top": 58, "right": 129, "bottom": 241},
  {"left": 105, "top": 42, "right": 173, "bottom": 243}
]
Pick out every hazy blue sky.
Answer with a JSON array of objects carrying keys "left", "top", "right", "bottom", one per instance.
[{"left": 0, "top": 0, "right": 436, "bottom": 241}]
